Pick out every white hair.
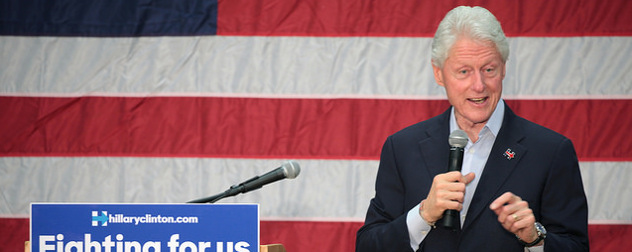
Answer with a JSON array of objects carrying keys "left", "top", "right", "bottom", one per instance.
[{"left": 431, "top": 6, "right": 509, "bottom": 68}]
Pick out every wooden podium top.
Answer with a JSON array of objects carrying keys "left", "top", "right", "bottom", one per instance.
[{"left": 260, "top": 244, "right": 287, "bottom": 252}]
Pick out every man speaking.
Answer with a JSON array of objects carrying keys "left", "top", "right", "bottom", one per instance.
[{"left": 356, "top": 6, "right": 588, "bottom": 251}]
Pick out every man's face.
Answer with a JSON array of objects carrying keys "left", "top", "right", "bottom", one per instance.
[{"left": 433, "top": 37, "right": 505, "bottom": 129}]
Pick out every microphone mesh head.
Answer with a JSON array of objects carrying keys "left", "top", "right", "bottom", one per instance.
[
  {"left": 449, "top": 130, "right": 468, "bottom": 148},
  {"left": 282, "top": 160, "right": 301, "bottom": 179}
]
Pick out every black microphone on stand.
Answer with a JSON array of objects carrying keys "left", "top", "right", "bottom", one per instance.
[
  {"left": 188, "top": 161, "right": 301, "bottom": 203},
  {"left": 437, "top": 130, "right": 468, "bottom": 230}
]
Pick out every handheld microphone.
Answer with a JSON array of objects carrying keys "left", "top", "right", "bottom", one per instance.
[
  {"left": 187, "top": 160, "right": 301, "bottom": 203},
  {"left": 437, "top": 130, "right": 468, "bottom": 230}
]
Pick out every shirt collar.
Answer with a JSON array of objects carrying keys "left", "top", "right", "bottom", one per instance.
[{"left": 450, "top": 99, "right": 505, "bottom": 137}]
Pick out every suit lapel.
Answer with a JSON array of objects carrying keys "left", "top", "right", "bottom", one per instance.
[
  {"left": 418, "top": 109, "right": 451, "bottom": 178},
  {"left": 462, "top": 106, "right": 527, "bottom": 231}
]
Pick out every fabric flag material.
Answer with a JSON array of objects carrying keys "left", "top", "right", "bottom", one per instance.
[{"left": 1, "top": 0, "right": 631, "bottom": 251}]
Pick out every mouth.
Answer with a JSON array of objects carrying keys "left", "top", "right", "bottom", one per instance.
[{"left": 468, "top": 97, "right": 488, "bottom": 104}]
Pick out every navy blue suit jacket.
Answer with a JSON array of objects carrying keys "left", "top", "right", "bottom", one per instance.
[{"left": 356, "top": 104, "right": 588, "bottom": 251}]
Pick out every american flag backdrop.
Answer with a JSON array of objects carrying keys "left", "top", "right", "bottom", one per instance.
[{"left": 1, "top": 0, "right": 631, "bottom": 251}]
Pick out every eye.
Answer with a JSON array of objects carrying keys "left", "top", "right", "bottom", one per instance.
[
  {"left": 483, "top": 67, "right": 497, "bottom": 76},
  {"left": 454, "top": 68, "right": 471, "bottom": 79}
]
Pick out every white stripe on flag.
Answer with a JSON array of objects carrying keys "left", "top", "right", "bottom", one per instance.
[
  {"left": 1, "top": 36, "right": 631, "bottom": 98},
  {"left": 1, "top": 157, "right": 630, "bottom": 223}
]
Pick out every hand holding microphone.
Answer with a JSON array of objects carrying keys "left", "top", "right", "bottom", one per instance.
[
  {"left": 437, "top": 130, "right": 469, "bottom": 230},
  {"left": 420, "top": 130, "right": 473, "bottom": 230}
]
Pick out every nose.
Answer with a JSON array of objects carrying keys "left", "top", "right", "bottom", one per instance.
[{"left": 471, "top": 71, "right": 485, "bottom": 92}]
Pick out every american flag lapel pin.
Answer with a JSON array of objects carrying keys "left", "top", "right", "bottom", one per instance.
[{"left": 503, "top": 148, "right": 515, "bottom": 160}]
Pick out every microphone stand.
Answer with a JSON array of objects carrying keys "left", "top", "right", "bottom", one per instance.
[
  {"left": 187, "top": 191, "right": 228, "bottom": 203},
  {"left": 187, "top": 176, "right": 262, "bottom": 203}
]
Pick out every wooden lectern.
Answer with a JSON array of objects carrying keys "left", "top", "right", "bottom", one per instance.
[
  {"left": 260, "top": 243, "right": 287, "bottom": 252},
  {"left": 26, "top": 242, "right": 285, "bottom": 252}
]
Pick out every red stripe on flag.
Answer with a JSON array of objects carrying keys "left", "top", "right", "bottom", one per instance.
[
  {"left": 261, "top": 220, "right": 362, "bottom": 252},
  {"left": 1, "top": 97, "right": 630, "bottom": 161},
  {"left": 588, "top": 224, "right": 632, "bottom": 252},
  {"left": 0, "top": 218, "right": 29, "bottom": 252},
  {"left": 3, "top": 218, "right": 631, "bottom": 252},
  {"left": 217, "top": 0, "right": 632, "bottom": 37}
]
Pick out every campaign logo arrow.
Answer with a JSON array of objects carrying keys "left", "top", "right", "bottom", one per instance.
[{"left": 92, "top": 211, "right": 108, "bottom": 226}]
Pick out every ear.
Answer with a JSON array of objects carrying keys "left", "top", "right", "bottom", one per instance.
[{"left": 432, "top": 63, "right": 445, "bottom": 87}]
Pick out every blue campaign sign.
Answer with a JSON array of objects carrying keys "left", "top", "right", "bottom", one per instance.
[{"left": 31, "top": 203, "right": 259, "bottom": 252}]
